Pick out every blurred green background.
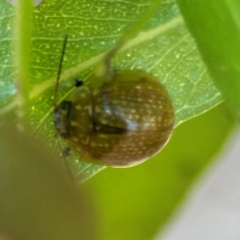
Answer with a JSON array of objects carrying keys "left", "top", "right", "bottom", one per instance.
[
  {"left": 86, "top": 103, "right": 234, "bottom": 240},
  {"left": 0, "top": 101, "right": 235, "bottom": 240}
]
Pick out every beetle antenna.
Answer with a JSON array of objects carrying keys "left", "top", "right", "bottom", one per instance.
[{"left": 54, "top": 35, "right": 68, "bottom": 109}]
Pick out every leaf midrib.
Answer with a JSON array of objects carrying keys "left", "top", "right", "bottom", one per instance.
[{"left": 0, "top": 16, "right": 183, "bottom": 115}]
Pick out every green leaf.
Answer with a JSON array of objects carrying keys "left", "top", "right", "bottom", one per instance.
[
  {"left": 177, "top": 0, "right": 240, "bottom": 123},
  {"left": 0, "top": 123, "right": 95, "bottom": 240},
  {"left": 0, "top": 0, "right": 222, "bottom": 182}
]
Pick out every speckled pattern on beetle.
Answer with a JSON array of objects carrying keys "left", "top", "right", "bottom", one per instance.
[{"left": 54, "top": 70, "right": 174, "bottom": 167}]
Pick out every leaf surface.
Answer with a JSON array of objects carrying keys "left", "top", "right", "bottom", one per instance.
[
  {"left": 177, "top": 0, "right": 240, "bottom": 123},
  {"left": 0, "top": 0, "right": 222, "bottom": 182}
]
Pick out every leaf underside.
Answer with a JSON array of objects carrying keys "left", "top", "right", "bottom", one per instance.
[{"left": 0, "top": 0, "right": 222, "bottom": 182}]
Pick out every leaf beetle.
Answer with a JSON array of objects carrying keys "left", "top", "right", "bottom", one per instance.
[{"left": 54, "top": 36, "right": 174, "bottom": 167}]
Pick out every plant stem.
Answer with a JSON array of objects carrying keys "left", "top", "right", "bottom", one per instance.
[
  {"left": 95, "top": 0, "right": 163, "bottom": 78},
  {"left": 15, "top": 0, "right": 33, "bottom": 130}
]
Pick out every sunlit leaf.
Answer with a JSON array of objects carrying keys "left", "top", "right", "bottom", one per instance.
[{"left": 0, "top": 0, "right": 222, "bottom": 182}]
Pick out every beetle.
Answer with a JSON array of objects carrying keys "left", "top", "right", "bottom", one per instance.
[{"left": 54, "top": 36, "right": 174, "bottom": 167}]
